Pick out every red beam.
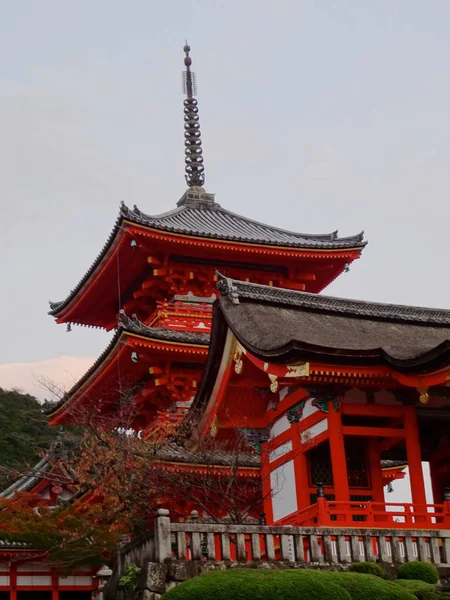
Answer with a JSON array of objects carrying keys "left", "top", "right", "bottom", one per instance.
[
  {"left": 343, "top": 425, "right": 405, "bottom": 438},
  {"left": 341, "top": 404, "right": 404, "bottom": 418}
]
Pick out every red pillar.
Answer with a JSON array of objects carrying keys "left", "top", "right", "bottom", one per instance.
[
  {"left": 261, "top": 445, "right": 274, "bottom": 524},
  {"left": 368, "top": 441, "right": 384, "bottom": 503},
  {"left": 429, "top": 456, "right": 440, "bottom": 504},
  {"left": 327, "top": 398, "right": 350, "bottom": 502},
  {"left": 10, "top": 564, "right": 17, "bottom": 600},
  {"left": 403, "top": 405, "right": 427, "bottom": 506},
  {"left": 52, "top": 570, "right": 59, "bottom": 600},
  {"left": 292, "top": 421, "right": 310, "bottom": 511}
]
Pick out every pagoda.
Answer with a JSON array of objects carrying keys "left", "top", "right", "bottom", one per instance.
[{"left": 48, "top": 45, "right": 366, "bottom": 434}]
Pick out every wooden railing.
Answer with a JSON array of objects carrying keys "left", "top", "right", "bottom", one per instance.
[
  {"left": 115, "top": 508, "right": 450, "bottom": 580},
  {"left": 319, "top": 499, "right": 450, "bottom": 529}
]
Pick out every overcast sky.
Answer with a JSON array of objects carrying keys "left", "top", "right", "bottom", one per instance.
[{"left": 1, "top": 0, "right": 450, "bottom": 397}]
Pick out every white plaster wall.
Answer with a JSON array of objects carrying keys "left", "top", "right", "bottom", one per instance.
[
  {"left": 270, "top": 414, "right": 290, "bottom": 439},
  {"left": 270, "top": 459, "right": 298, "bottom": 521}
]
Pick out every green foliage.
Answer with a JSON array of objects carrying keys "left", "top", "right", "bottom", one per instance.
[
  {"left": 162, "top": 569, "right": 416, "bottom": 600},
  {"left": 398, "top": 562, "right": 439, "bottom": 585},
  {"left": 393, "top": 579, "right": 437, "bottom": 600},
  {"left": 349, "top": 561, "right": 385, "bottom": 578},
  {"left": 119, "top": 563, "right": 141, "bottom": 591},
  {"left": 329, "top": 572, "right": 415, "bottom": 600},
  {"left": 0, "top": 388, "right": 59, "bottom": 487},
  {"left": 162, "top": 569, "right": 351, "bottom": 600}
]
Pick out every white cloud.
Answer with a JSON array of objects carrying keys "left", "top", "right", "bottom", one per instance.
[{"left": 0, "top": 356, "right": 94, "bottom": 401}]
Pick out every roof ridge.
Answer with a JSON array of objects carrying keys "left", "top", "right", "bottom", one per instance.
[
  {"left": 123, "top": 201, "right": 365, "bottom": 244},
  {"left": 216, "top": 275, "right": 450, "bottom": 325}
]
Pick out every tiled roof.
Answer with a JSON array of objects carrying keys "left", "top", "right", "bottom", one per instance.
[
  {"left": 46, "top": 313, "right": 209, "bottom": 416},
  {"left": 0, "top": 457, "right": 51, "bottom": 499},
  {"left": 217, "top": 276, "right": 450, "bottom": 325},
  {"left": 214, "top": 275, "right": 450, "bottom": 369},
  {"left": 122, "top": 194, "right": 365, "bottom": 249},
  {"left": 49, "top": 195, "right": 365, "bottom": 316}
]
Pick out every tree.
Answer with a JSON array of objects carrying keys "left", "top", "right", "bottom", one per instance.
[
  {"left": 0, "top": 383, "right": 266, "bottom": 569},
  {"left": 0, "top": 492, "right": 120, "bottom": 571},
  {"left": 0, "top": 388, "right": 59, "bottom": 488}
]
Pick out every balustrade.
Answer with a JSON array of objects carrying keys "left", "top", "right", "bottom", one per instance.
[{"left": 116, "top": 508, "right": 450, "bottom": 581}]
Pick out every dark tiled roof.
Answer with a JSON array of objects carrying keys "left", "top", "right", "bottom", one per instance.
[
  {"left": 0, "top": 457, "right": 51, "bottom": 499},
  {"left": 0, "top": 540, "right": 30, "bottom": 549},
  {"left": 122, "top": 195, "right": 365, "bottom": 249},
  {"left": 214, "top": 275, "right": 450, "bottom": 370},
  {"left": 47, "top": 313, "right": 209, "bottom": 416},
  {"left": 49, "top": 196, "right": 365, "bottom": 316},
  {"left": 157, "top": 442, "right": 259, "bottom": 468},
  {"left": 118, "top": 311, "right": 210, "bottom": 345},
  {"left": 217, "top": 276, "right": 450, "bottom": 326}
]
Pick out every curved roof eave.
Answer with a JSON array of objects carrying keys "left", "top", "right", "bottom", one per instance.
[
  {"left": 47, "top": 315, "right": 210, "bottom": 418},
  {"left": 49, "top": 201, "right": 366, "bottom": 318}
]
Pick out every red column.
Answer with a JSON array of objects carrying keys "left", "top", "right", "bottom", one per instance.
[
  {"left": 368, "top": 441, "right": 384, "bottom": 502},
  {"left": 403, "top": 405, "right": 427, "bottom": 506},
  {"left": 327, "top": 398, "right": 350, "bottom": 502},
  {"left": 292, "top": 421, "right": 310, "bottom": 511},
  {"left": 261, "top": 445, "right": 274, "bottom": 524},
  {"left": 52, "top": 570, "right": 59, "bottom": 600},
  {"left": 10, "top": 564, "right": 17, "bottom": 600},
  {"left": 429, "top": 456, "right": 440, "bottom": 504}
]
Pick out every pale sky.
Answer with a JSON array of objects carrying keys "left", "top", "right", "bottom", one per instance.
[{"left": 1, "top": 0, "right": 450, "bottom": 399}]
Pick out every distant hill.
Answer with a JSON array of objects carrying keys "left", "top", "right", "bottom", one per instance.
[{"left": 0, "top": 388, "right": 59, "bottom": 489}]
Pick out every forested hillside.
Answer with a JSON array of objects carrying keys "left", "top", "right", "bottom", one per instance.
[{"left": 0, "top": 388, "right": 58, "bottom": 488}]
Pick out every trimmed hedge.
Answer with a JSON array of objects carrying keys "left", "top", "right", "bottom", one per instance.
[
  {"left": 162, "top": 569, "right": 416, "bottom": 600},
  {"left": 330, "top": 572, "right": 415, "bottom": 600},
  {"left": 393, "top": 580, "right": 436, "bottom": 600},
  {"left": 349, "top": 561, "right": 385, "bottom": 578},
  {"left": 398, "top": 562, "right": 439, "bottom": 585}
]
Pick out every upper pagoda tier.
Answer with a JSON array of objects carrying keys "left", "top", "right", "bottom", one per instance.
[
  {"left": 48, "top": 192, "right": 366, "bottom": 329},
  {"left": 48, "top": 45, "right": 365, "bottom": 330}
]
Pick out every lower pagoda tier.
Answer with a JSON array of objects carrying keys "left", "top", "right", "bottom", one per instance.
[
  {"left": 47, "top": 311, "right": 209, "bottom": 432},
  {"left": 187, "top": 275, "right": 450, "bottom": 529}
]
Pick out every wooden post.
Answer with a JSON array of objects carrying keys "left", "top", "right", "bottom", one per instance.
[
  {"left": 368, "top": 441, "right": 384, "bottom": 503},
  {"left": 292, "top": 421, "right": 310, "bottom": 511},
  {"left": 10, "top": 564, "right": 17, "bottom": 600},
  {"left": 328, "top": 398, "right": 350, "bottom": 504},
  {"left": 403, "top": 406, "right": 427, "bottom": 507},
  {"left": 261, "top": 445, "right": 274, "bottom": 524},
  {"left": 155, "top": 508, "right": 171, "bottom": 563},
  {"left": 52, "top": 570, "right": 59, "bottom": 600}
]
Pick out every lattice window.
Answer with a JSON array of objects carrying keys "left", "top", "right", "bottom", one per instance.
[
  {"left": 346, "top": 439, "right": 369, "bottom": 488},
  {"left": 308, "top": 441, "right": 333, "bottom": 486}
]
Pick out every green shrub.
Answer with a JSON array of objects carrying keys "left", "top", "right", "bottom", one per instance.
[
  {"left": 162, "top": 569, "right": 415, "bottom": 600},
  {"left": 329, "top": 572, "right": 416, "bottom": 600},
  {"left": 119, "top": 563, "right": 141, "bottom": 591},
  {"left": 162, "top": 569, "right": 351, "bottom": 600},
  {"left": 398, "top": 562, "right": 439, "bottom": 584},
  {"left": 349, "top": 561, "right": 385, "bottom": 578},
  {"left": 393, "top": 579, "right": 437, "bottom": 600}
]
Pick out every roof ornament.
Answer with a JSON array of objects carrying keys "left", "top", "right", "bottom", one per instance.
[{"left": 182, "top": 43, "right": 205, "bottom": 188}]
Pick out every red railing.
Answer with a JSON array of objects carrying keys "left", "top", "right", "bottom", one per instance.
[
  {"left": 274, "top": 499, "right": 450, "bottom": 529},
  {"left": 319, "top": 498, "right": 450, "bottom": 529},
  {"left": 276, "top": 503, "right": 319, "bottom": 527}
]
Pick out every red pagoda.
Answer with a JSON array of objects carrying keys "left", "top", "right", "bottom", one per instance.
[{"left": 47, "top": 45, "right": 366, "bottom": 436}]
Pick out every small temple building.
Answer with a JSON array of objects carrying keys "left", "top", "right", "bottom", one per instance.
[
  {"left": 188, "top": 275, "right": 450, "bottom": 529},
  {"left": 0, "top": 435, "right": 96, "bottom": 600}
]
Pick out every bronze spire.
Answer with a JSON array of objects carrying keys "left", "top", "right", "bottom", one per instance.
[{"left": 182, "top": 43, "right": 205, "bottom": 188}]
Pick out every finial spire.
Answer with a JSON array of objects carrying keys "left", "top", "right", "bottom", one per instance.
[{"left": 182, "top": 43, "right": 205, "bottom": 188}]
